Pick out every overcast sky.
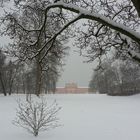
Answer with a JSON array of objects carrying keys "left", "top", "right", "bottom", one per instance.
[{"left": 56, "top": 40, "right": 96, "bottom": 87}]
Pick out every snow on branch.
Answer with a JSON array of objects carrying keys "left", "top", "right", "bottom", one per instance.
[
  {"left": 31, "top": 14, "right": 82, "bottom": 59},
  {"left": 44, "top": 1, "right": 140, "bottom": 44}
]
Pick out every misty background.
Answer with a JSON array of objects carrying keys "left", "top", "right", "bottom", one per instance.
[
  {"left": 0, "top": 36, "right": 95, "bottom": 87},
  {"left": 57, "top": 41, "right": 95, "bottom": 87}
]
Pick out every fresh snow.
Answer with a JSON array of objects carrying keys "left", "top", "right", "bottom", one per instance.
[{"left": 0, "top": 94, "right": 140, "bottom": 140}]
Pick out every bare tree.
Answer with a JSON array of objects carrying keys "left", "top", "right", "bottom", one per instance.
[
  {"left": 89, "top": 58, "right": 140, "bottom": 95},
  {"left": 1, "top": 0, "right": 69, "bottom": 96},
  {"left": 89, "top": 59, "right": 118, "bottom": 93},
  {"left": 13, "top": 98, "right": 61, "bottom": 136},
  {"left": 0, "top": 0, "right": 140, "bottom": 73}
]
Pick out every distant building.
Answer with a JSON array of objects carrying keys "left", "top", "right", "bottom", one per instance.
[{"left": 55, "top": 83, "right": 89, "bottom": 94}]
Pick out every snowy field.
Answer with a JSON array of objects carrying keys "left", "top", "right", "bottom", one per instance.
[{"left": 0, "top": 93, "right": 140, "bottom": 140}]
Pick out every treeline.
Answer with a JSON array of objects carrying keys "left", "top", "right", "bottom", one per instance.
[
  {"left": 89, "top": 59, "right": 140, "bottom": 96},
  {"left": 0, "top": 50, "right": 60, "bottom": 96}
]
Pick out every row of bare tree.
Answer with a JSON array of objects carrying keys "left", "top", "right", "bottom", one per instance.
[
  {"left": 0, "top": 50, "right": 66, "bottom": 96},
  {"left": 89, "top": 59, "right": 140, "bottom": 95}
]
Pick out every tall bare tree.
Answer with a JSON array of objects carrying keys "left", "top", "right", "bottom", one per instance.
[{"left": 1, "top": 0, "right": 68, "bottom": 96}]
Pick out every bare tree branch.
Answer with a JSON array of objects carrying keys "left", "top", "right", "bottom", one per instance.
[{"left": 44, "top": 1, "right": 140, "bottom": 44}]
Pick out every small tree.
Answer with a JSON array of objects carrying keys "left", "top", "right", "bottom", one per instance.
[{"left": 13, "top": 98, "right": 61, "bottom": 136}]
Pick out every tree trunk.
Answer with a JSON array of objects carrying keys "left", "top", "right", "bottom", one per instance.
[
  {"left": 16, "top": 83, "right": 19, "bottom": 94},
  {"left": 0, "top": 72, "right": 6, "bottom": 96},
  {"left": 35, "top": 59, "right": 42, "bottom": 96},
  {"left": 22, "top": 80, "right": 26, "bottom": 94},
  {"left": 8, "top": 77, "right": 14, "bottom": 95}
]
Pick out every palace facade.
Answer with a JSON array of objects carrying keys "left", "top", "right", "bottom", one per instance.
[{"left": 55, "top": 83, "right": 89, "bottom": 94}]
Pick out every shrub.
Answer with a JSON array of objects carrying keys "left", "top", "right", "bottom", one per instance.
[{"left": 13, "top": 98, "right": 61, "bottom": 136}]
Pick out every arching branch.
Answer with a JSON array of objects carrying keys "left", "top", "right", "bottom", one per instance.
[{"left": 44, "top": 1, "right": 140, "bottom": 44}]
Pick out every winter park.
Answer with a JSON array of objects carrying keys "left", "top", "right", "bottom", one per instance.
[{"left": 0, "top": 0, "right": 140, "bottom": 140}]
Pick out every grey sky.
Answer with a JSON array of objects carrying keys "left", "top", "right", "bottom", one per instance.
[{"left": 57, "top": 41, "right": 96, "bottom": 87}]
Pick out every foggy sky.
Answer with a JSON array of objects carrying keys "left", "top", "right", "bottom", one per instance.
[{"left": 57, "top": 42, "right": 96, "bottom": 87}]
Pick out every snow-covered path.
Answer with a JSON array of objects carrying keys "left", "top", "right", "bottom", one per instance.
[{"left": 0, "top": 94, "right": 140, "bottom": 140}]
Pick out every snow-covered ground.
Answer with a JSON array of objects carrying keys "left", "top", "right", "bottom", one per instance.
[{"left": 0, "top": 93, "right": 140, "bottom": 140}]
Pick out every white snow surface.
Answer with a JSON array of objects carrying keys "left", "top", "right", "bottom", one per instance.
[{"left": 0, "top": 93, "right": 140, "bottom": 140}]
